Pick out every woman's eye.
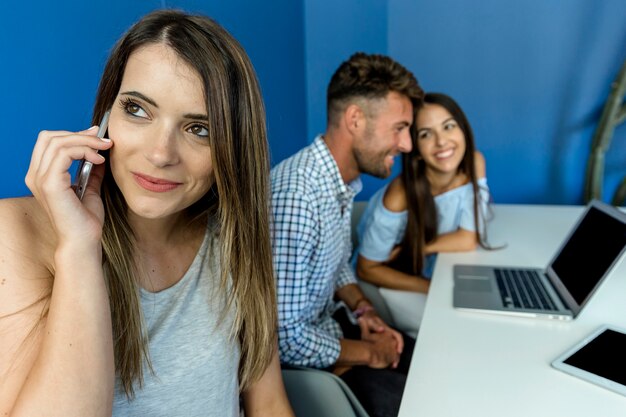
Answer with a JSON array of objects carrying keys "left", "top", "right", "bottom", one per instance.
[
  {"left": 418, "top": 131, "right": 430, "bottom": 139},
  {"left": 444, "top": 121, "right": 457, "bottom": 130},
  {"left": 122, "top": 100, "right": 148, "bottom": 118},
  {"left": 188, "top": 124, "right": 209, "bottom": 138}
]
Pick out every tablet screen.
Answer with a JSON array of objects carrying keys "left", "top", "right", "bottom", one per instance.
[
  {"left": 563, "top": 329, "right": 626, "bottom": 385},
  {"left": 553, "top": 326, "right": 626, "bottom": 397}
]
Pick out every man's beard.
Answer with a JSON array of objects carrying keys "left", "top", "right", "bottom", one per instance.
[
  {"left": 354, "top": 146, "right": 392, "bottom": 179},
  {"left": 353, "top": 119, "right": 396, "bottom": 179}
]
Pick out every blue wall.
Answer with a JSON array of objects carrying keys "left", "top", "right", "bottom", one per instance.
[
  {"left": 0, "top": 2, "right": 153, "bottom": 198},
  {"left": 1, "top": 1, "right": 624, "bottom": 205},
  {"left": 387, "top": 0, "right": 626, "bottom": 204},
  {"left": 0, "top": 0, "right": 306, "bottom": 198}
]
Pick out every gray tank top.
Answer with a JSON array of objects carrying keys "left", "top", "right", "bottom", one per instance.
[{"left": 112, "top": 226, "right": 240, "bottom": 416}]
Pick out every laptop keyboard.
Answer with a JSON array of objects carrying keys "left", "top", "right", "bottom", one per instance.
[{"left": 494, "top": 269, "right": 558, "bottom": 311}]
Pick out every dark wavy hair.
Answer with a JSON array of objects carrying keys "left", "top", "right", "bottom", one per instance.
[
  {"left": 392, "top": 93, "right": 490, "bottom": 275},
  {"left": 326, "top": 52, "right": 423, "bottom": 126}
]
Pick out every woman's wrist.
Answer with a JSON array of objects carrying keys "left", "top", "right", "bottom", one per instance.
[
  {"left": 55, "top": 240, "right": 103, "bottom": 265},
  {"left": 353, "top": 305, "right": 375, "bottom": 318},
  {"left": 352, "top": 297, "right": 375, "bottom": 317}
]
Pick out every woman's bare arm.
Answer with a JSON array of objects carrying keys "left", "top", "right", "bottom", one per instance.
[
  {"left": 424, "top": 151, "right": 487, "bottom": 255},
  {"left": 356, "top": 255, "right": 430, "bottom": 293},
  {"left": 1, "top": 127, "right": 115, "bottom": 417},
  {"left": 242, "top": 348, "right": 295, "bottom": 417},
  {"left": 356, "top": 179, "right": 430, "bottom": 293},
  {"left": 424, "top": 228, "right": 479, "bottom": 255}
]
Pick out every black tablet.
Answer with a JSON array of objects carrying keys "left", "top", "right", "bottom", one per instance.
[{"left": 552, "top": 325, "right": 626, "bottom": 397}]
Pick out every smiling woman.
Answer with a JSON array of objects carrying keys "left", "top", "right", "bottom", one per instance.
[
  {"left": 108, "top": 43, "right": 215, "bottom": 220},
  {"left": 355, "top": 92, "right": 493, "bottom": 335},
  {"left": 0, "top": 10, "right": 293, "bottom": 417}
]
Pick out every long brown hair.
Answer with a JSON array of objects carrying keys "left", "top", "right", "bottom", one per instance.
[
  {"left": 393, "top": 93, "right": 490, "bottom": 275},
  {"left": 92, "top": 10, "right": 276, "bottom": 396}
]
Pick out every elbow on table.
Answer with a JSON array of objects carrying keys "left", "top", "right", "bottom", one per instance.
[{"left": 464, "top": 238, "right": 479, "bottom": 251}]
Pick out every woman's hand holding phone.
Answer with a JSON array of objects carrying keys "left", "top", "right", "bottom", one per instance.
[
  {"left": 74, "top": 111, "right": 110, "bottom": 200},
  {"left": 25, "top": 115, "right": 113, "bottom": 246}
]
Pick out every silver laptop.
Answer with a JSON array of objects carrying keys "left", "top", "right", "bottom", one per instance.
[{"left": 453, "top": 200, "right": 626, "bottom": 320}]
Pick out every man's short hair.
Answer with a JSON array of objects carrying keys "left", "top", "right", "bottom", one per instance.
[{"left": 327, "top": 52, "right": 423, "bottom": 126}]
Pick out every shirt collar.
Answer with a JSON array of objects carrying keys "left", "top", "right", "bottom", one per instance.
[{"left": 311, "top": 135, "right": 362, "bottom": 203}]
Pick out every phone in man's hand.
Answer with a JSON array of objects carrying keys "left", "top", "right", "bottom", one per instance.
[{"left": 73, "top": 110, "right": 110, "bottom": 200}]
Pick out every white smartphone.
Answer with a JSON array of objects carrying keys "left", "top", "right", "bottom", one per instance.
[{"left": 74, "top": 110, "right": 111, "bottom": 200}]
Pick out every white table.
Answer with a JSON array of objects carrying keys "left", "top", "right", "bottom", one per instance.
[{"left": 399, "top": 204, "right": 626, "bottom": 417}]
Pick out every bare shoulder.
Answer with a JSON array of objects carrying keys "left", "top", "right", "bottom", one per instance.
[
  {"left": 382, "top": 176, "right": 408, "bottom": 213},
  {"left": 0, "top": 196, "right": 46, "bottom": 234},
  {"left": 474, "top": 150, "right": 486, "bottom": 178},
  {"left": 0, "top": 196, "right": 56, "bottom": 255}
]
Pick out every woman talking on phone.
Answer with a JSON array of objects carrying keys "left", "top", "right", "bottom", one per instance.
[{"left": 0, "top": 10, "right": 293, "bottom": 417}]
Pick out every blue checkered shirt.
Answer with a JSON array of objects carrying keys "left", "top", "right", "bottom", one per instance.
[{"left": 271, "top": 136, "right": 362, "bottom": 368}]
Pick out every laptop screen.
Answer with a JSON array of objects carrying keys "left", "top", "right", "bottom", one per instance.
[{"left": 551, "top": 206, "right": 626, "bottom": 305}]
